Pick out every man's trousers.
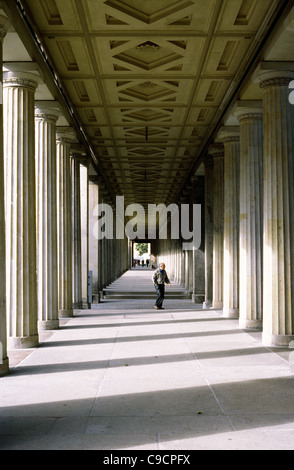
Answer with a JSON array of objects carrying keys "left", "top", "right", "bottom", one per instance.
[{"left": 154, "top": 284, "right": 165, "bottom": 308}]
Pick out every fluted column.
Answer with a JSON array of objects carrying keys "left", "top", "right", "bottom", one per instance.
[
  {"left": 184, "top": 249, "right": 189, "bottom": 292},
  {"left": 80, "top": 162, "right": 89, "bottom": 307},
  {"left": 56, "top": 128, "right": 75, "bottom": 318},
  {"left": 99, "top": 189, "right": 107, "bottom": 291},
  {"left": 4, "top": 67, "right": 41, "bottom": 348},
  {"left": 203, "top": 156, "right": 214, "bottom": 309},
  {"left": 257, "top": 67, "right": 294, "bottom": 347},
  {"left": 71, "top": 149, "right": 87, "bottom": 309},
  {"left": 191, "top": 176, "right": 205, "bottom": 304},
  {"left": 218, "top": 127, "right": 240, "bottom": 318},
  {"left": 35, "top": 104, "right": 60, "bottom": 330},
  {"left": 235, "top": 102, "right": 263, "bottom": 329},
  {"left": 0, "top": 15, "right": 8, "bottom": 375},
  {"left": 211, "top": 144, "right": 224, "bottom": 309},
  {"left": 88, "top": 177, "right": 99, "bottom": 304}
]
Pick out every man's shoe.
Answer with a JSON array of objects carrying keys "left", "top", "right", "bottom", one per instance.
[
  {"left": 159, "top": 307, "right": 165, "bottom": 310},
  {"left": 154, "top": 306, "right": 160, "bottom": 310}
]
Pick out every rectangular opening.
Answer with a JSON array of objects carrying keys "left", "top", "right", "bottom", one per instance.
[
  {"left": 40, "top": 0, "right": 63, "bottom": 25},
  {"left": 234, "top": 0, "right": 255, "bottom": 26},
  {"left": 217, "top": 41, "right": 236, "bottom": 71},
  {"left": 57, "top": 40, "right": 79, "bottom": 71},
  {"left": 133, "top": 242, "right": 151, "bottom": 269},
  {"left": 73, "top": 81, "right": 90, "bottom": 102}
]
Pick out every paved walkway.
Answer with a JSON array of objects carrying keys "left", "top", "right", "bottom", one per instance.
[{"left": 1, "top": 270, "right": 294, "bottom": 450}]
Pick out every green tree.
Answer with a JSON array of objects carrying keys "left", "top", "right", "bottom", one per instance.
[{"left": 135, "top": 243, "right": 148, "bottom": 256}]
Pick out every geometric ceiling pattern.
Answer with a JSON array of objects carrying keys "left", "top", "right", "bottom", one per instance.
[{"left": 24, "top": 0, "right": 284, "bottom": 207}]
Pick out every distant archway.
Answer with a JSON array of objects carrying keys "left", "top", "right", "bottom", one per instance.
[{"left": 132, "top": 241, "right": 151, "bottom": 269}]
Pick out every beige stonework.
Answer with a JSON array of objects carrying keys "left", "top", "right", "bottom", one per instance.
[
  {"left": 217, "top": 127, "right": 240, "bottom": 318},
  {"left": 4, "top": 68, "right": 41, "bottom": 349},
  {"left": 0, "top": 15, "right": 8, "bottom": 375},
  {"left": 56, "top": 129, "right": 76, "bottom": 318},
  {"left": 235, "top": 102, "right": 263, "bottom": 330},
  {"left": 257, "top": 68, "right": 294, "bottom": 347},
  {"left": 210, "top": 144, "right": 224, "bottom": 310},
  {"left": 35, "top": 105, "right": 60, "bottom": 330}
]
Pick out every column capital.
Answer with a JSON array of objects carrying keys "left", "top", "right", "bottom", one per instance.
[
  {"left": 216, "top": 126, "right": 240, "bottom": 143},
  {"left": 255, "top": 62, "right": 294, "bottom": 89},
  {"left": 89, "top": 175, "right": 100, "bottom": 184},
  {"left": 70, "top": 144, "right": 89, "bottom": 163},
  {"left": 203, "top": 155, "right": 214, "bottom": 169},
  {"left": 35, "top": 101, "right": 61, "bottom": 122},
  {"left": 190, "top": 175, "right": 203, "bottom": 185},
  {"left": 3, "top": 62, "right": 42, "bottom": 89},
  {"left": 234, "top": 100, "right": 263, "bottom": 122},
  {"left": 56, "top": 126, "right": 77, "bottom": 143},
  {"left": 207, "top": 143, "right": 224, "bottom": 159}
]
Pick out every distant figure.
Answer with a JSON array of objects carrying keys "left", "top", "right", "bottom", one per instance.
[
  {"left": 152, "top": 263, "right": 171, "bottom": 310},
  {"left": 146, "top": 259, "right": 149, "bottom": 268}
]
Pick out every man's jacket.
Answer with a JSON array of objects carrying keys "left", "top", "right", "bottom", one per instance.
[{"left": 152, "top": 269, "right": 170, "bottom": 286}]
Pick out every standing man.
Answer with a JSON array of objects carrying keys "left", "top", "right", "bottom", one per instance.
[{"left": 152, "top": 263, "right": 171, "bottom": 310}]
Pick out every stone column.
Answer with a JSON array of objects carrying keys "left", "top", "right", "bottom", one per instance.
[
  {"left": 4, "top": 66, "right": 41, "bottom": 348},
  {"left": 71, "top": 148, "right": 87, "bottom": 309},
  {"left": 184, "top": 247, "right": 189, "bottom": 292},
  {"left": 80, "top": 163, "right": 89, "bottom": 308},
  {"left": 35, "top": 104, "right": 60, "bottom": 330},
  {"left": 257, "top": 67, "right": 294, "bottom": 347},
  {"left": 203, "top": 157, "right": 214, "bottom": 309},
  {"left": 191, "top": 176, "right": 205, "bottom": 304},
  {"left": 0, "top": 14, "right": 8, "bottom": 375},
  {"left": 211, "top": 144, "right": 224, "bottom": 309},
  {"left": 180, "top": 248, "right": 185, "bottom": 287},
  {"left": 88, "top": 176, "right": 99, "bottom": 304},
  {"left": 218, "top": 127, "right": 240, "bottom": 318},
  {"left": 56, "top": 128, "right": 75, "bottom": 318},
  {"left": 235, "top": 102, "right": 263, "bottom": 329}
]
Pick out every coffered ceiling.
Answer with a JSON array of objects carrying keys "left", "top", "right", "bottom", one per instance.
[{"left": 3, "top": 0, "right": 292, "bottom": 208}]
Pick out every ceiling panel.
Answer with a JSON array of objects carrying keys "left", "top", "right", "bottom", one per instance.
[{"left": 22, "top": 0, "right": 286, "bottom": 207}]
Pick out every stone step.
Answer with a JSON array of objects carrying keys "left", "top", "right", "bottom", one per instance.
[
  {"left": 102, "top": 290, "right": 191, "bottom": 299},
  {"left": 102, "top": 269, "right": 191, "bottom": 300}
]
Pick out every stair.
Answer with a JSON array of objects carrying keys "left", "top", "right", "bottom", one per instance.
[{"left": 102, "top": 269, "right": 191, "bottom": 300}]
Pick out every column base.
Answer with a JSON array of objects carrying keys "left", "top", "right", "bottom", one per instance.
[
  {"left": 262, "top": 333, "right": 294, "bottom": 348},
  {"left": 203, "top": 300, "right": 212, "bottom": 309},
  {"left": 239, "top": 318, "right": 262, "bottom": 330},
  {"left": 192, "top": 294, "right": 205, "bottom": 303},
  {"left": 73, "top": 301, "right": 83, "bottom": 309},
  {"left": 0, "top": 358, "right": 9, "bottom": 377},
  {"left": 223, "top": 308, "right": 239, "bottom": 319},
  {"left": 38, "top": 320, "right": 60, "bottom": 331},
  {"left": 212, "top": 301, "right": 223, "bottom": 309},
  {"left": 8, "top": 334, "right": 39, "bottom": 349},
  {"left": 59, "top": 309, "right": 73, "bottom": 318},
  {"left": 92, "top": 294, "right": 100, "bottom": 304}
]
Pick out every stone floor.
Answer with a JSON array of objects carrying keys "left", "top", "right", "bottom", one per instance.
[{"left": 1, "top": 270, "right": 294, "bottom": 450}]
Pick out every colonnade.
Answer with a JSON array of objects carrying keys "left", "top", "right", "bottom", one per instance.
[
  {"left": 0, "top": 18, "right": 294, "bottom": 379},
  {"left": 0, "top": 20, "right": 130, "bottom": 376},
  {"left": 157, "top": 64, "right": 294, "bottom": 349}
]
